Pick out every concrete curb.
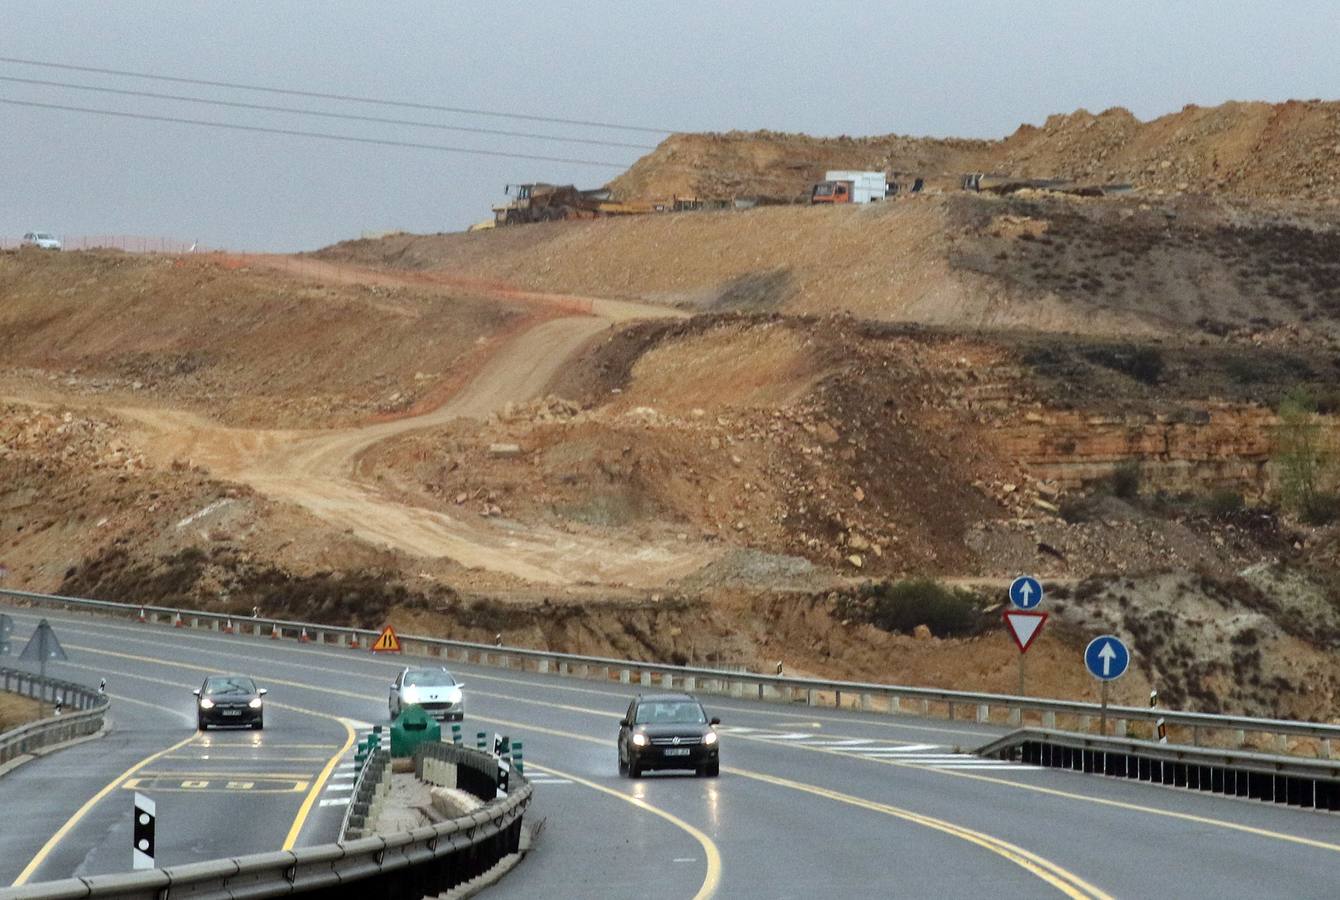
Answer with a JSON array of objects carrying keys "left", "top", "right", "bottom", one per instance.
[{"left": 0, "top": 719, "right": 112, "bottom": 778}]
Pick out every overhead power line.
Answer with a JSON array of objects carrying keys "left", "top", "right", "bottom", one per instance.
[
  {"left": 0, "top": 75, "right": 658, "bottom": 150},
  {"left": 0, "top": 56, "right": 673, "bottom": 136},
  {"left": 0, "top": 96, "right": 629, "bottom": 167}
]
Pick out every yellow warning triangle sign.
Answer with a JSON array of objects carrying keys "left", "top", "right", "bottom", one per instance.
[{"left": 371, "top": 625, "right": 402, "bottom": 653}]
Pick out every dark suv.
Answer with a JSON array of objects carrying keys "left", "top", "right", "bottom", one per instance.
[
  {"left": 194, "top": 674, "right": 267, "bottom": 730},
  {"left": 617, "top": 693, "right": 720, "bottom": 777}
]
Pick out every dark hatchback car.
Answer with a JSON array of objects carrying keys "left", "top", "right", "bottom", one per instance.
[
  {"left": 617, "top": 693, "right": 720, "bottom": 777},
  {"left": 194, "top": 674, "right": 267, "bottom": 730}
]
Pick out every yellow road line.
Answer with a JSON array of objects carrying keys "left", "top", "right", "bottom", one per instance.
[
  {"left": 467, "top": 713, "right": 1104, "bottom": 897},
  {"left": 719, "top": 729, "right": 1340, "bottom": 855},
  {"left": 11, "top": 732, "right": 198, "bottom": 886},
  {"left": 283, "top": 718, "right": 355, "bottom": 849},
  {"left": 527, "top": 762, "right": 721, "bottom": 900},
  {"left": 726, "top": 767, "right": 1109, "bottom": 900},
  {"left": 61, "top": 661, "right": 356, "bottom": 854}
]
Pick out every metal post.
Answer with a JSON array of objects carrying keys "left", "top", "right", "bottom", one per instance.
[
  {"left": 1018, "top": 652, "right": 1027, "bottom": 697},
  {"left": 1100, "top": 681, "right": 1109, "bottom": 736}
]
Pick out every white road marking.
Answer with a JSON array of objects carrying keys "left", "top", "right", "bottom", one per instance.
[{"left": 318, "top": 798, "right": 348, "bottom": 807}]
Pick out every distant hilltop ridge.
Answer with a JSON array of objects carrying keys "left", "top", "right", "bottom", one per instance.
[{"left": 610, "top": 99, "right": 1340, "bottom": 205}]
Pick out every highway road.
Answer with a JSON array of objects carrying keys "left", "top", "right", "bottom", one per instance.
[{"left": 2, "top": 604, "right": 1338, "bottom": 898}]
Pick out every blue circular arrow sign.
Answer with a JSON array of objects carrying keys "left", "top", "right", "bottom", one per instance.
[
  {"left": 1084, "top": 635, "right": 1130, "bottom": 681},
  {"left": 1008, "top": 575, "right": 1044, "bottom": 610}
]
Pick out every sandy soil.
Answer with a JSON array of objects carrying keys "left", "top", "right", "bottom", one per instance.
[{"left": 116, "top": 262, "right": 714, "bottom": 588}]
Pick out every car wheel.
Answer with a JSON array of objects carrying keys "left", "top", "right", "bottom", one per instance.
[
  {"left": 628, "top": 757, "right": 642, "bottom": 778},
  {"left": 252, "top": 718, "right": 264, "bottom": 731},
  {"left": 704, "top": 760, "right": 720, "bottom": 778},
  {"left": 618, "top": 748, "right": 629, "bottom": 776},
  {"left": 197, "top": 716, "right": 207, "bottom": 731}
]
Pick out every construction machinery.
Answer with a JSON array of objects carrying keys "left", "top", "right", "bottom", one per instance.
[{"left": 491, "top": 184, "right": 712, "bottom": 226}]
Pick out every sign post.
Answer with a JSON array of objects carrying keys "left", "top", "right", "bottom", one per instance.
[
  {"left": 1005, "top": 576, "right": 1046, "bottom": 696},
  {"left": 0, "top": 613, "right": 12, "bottom": 656},
  {"left": 1083, "top": 634, "right": 1130, "bottom": 735}
]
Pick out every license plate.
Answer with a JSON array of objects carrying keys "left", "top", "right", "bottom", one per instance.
[
  {"left": 221, "top": 709, "right": 242, "bottom": 716},
  {"left": 665, "top": 748, "right": 690, "bottom": 757}
]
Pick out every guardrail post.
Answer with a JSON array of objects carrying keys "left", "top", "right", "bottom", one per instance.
[
  {"left": 1115, "top": 720, "right": 1127, "bottom": 738},
  {"left": 887, "top": 695, "right": 900, "bottom": 715},
  {"left": 1043, "top": 711, "right": 1056, "bottom": 729},
  {"left": 639, "top": 671, "right": 651, "bottom": 687},
  {"left": 1192, "top": 726, "right": 1202, "bottom": 747},
  {"left": 976, "top": 704, "right": 989, "bottom": 724},
  {"left": 1322, "top": 739, "right": 1333, "bottom": 760},
  {"left": 683, "top": 676, "right": 695, "bottom": 692},
  {"left": 1008, "top": 706, "right": 1021, "bottom": 726},
  {"left": 559, "top": 661, "right": 570, "bottom": 676},
  {"left": 579, "top": 663, "right": 590, "bottom": 679},
  {"left": 538, "top": 659, "right": 550, "bottom": 674},
  {"left": 860, "top": 693, "right": 873, "bottom": 712},
  {"left": 619, "top": 669, "right": 630, "bottom": 684}
]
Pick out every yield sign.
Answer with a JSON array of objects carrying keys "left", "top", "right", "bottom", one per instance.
[{"left": 1003, "top": 610, "right": 1048, "bottom": 653}]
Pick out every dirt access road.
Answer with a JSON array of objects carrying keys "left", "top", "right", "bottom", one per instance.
[{"left": 122, "top": 257, "right": 717, "bottom": 588}]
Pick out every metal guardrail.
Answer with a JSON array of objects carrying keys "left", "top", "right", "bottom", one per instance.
[
  {"left": 2, "top": 746, "right": 532, "bottom": 899},
  {"left": 340, "top": 748, "right": 389, "bottom": 841},
  {"left": 3, "top": 586, "right": 1338, "bottom": 759},
  {"left": 0, "top": 667, "right": 108, "bottom": 770},
  {"left": 978, "top": 728, "right": 1340, "bottom": 812}
]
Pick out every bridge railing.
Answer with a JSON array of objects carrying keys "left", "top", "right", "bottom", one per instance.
[
  {"left": 3, "top": 586, "right": 1338, "bottom": 759},
  {"left": 0, "top": 667, "right": 108, "bottom": 770}
]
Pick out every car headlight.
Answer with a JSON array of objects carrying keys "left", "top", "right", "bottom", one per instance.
[
  {"left": 198, "top": 698, "right": 214, "bottom": 709},
  {"left": 704, "top": 731, "right": 718, "bottom": 746},
  {"left": 401, "top": 687, "right": 420, "bottom": 704},
  {"left": 249, "top": 698, "right": 263, "bottom": 709},
  {"left": 631, "top": 733, "right": 648, "bottom": 747}
]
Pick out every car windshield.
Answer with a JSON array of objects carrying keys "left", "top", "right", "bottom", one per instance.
[
  {"left": 205, "top": 677, "right": 255, "bottom": 695},
  {"left": 404, "top": 669, "right": 456, "bottom": 687},
  {"left": 812, "top": 183, "right": 835, "bottom": 197},
  {"left": 35, "top": 233, "right": 54, "bottom": 240},
  {"left": 635, "top": 701, "right": 706, "bottom": 725}
]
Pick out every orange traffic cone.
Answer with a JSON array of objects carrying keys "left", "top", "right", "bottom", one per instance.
[
  {"left": 299, "top": 627, "right": 311, "bottom": 643},
  {"left": 223, "top": 617, "right": 234, "bottom": 634},
  {"left": 173, "top": 611, "right": 183, "bottom": 628},
  {"left": 138, "top": 607, "right": 147, "bottom": 624},
  {"left": 270, "top": 622, "right": 281, "bottom": 640},
  {"left": 349, "top": 634, "right": 360, "bottom": 650}
]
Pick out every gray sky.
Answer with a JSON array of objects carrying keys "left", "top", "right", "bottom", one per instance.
[{"left": 3, "top": 1, "right": 1337, "bottom": 251}]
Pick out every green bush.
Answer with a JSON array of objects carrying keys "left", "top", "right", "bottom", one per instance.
[
  {"left": 1203, "top": 489, "right": 1245, "bottom": 517},
  {"left": 1301, "top": 491, "right": 1340, "bottom": 526},
  {"left": 1110, "top": 461, "right": 1142, "bottom": 499},
  {"left": 861, "top": 579, "right": 983, "bottom": 638}
]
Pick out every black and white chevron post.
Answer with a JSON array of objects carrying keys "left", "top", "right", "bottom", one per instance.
[{"left": 133, "top": 792, "right": 155, "bottom": 870}]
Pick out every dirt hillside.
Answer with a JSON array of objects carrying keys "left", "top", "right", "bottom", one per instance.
[
  {"left": 608, "top": 100, "right": 1340, "bottom": 204},
  {"left": 0, "top": 251, "right": 531, "bottom": 427},
  {"left": 320, "top": 191, "right": 1340, "bottom": 342}
]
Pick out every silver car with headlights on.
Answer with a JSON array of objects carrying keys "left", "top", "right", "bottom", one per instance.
[{"left": 389, "top": 666, "right": 465, "bottom": 722}]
